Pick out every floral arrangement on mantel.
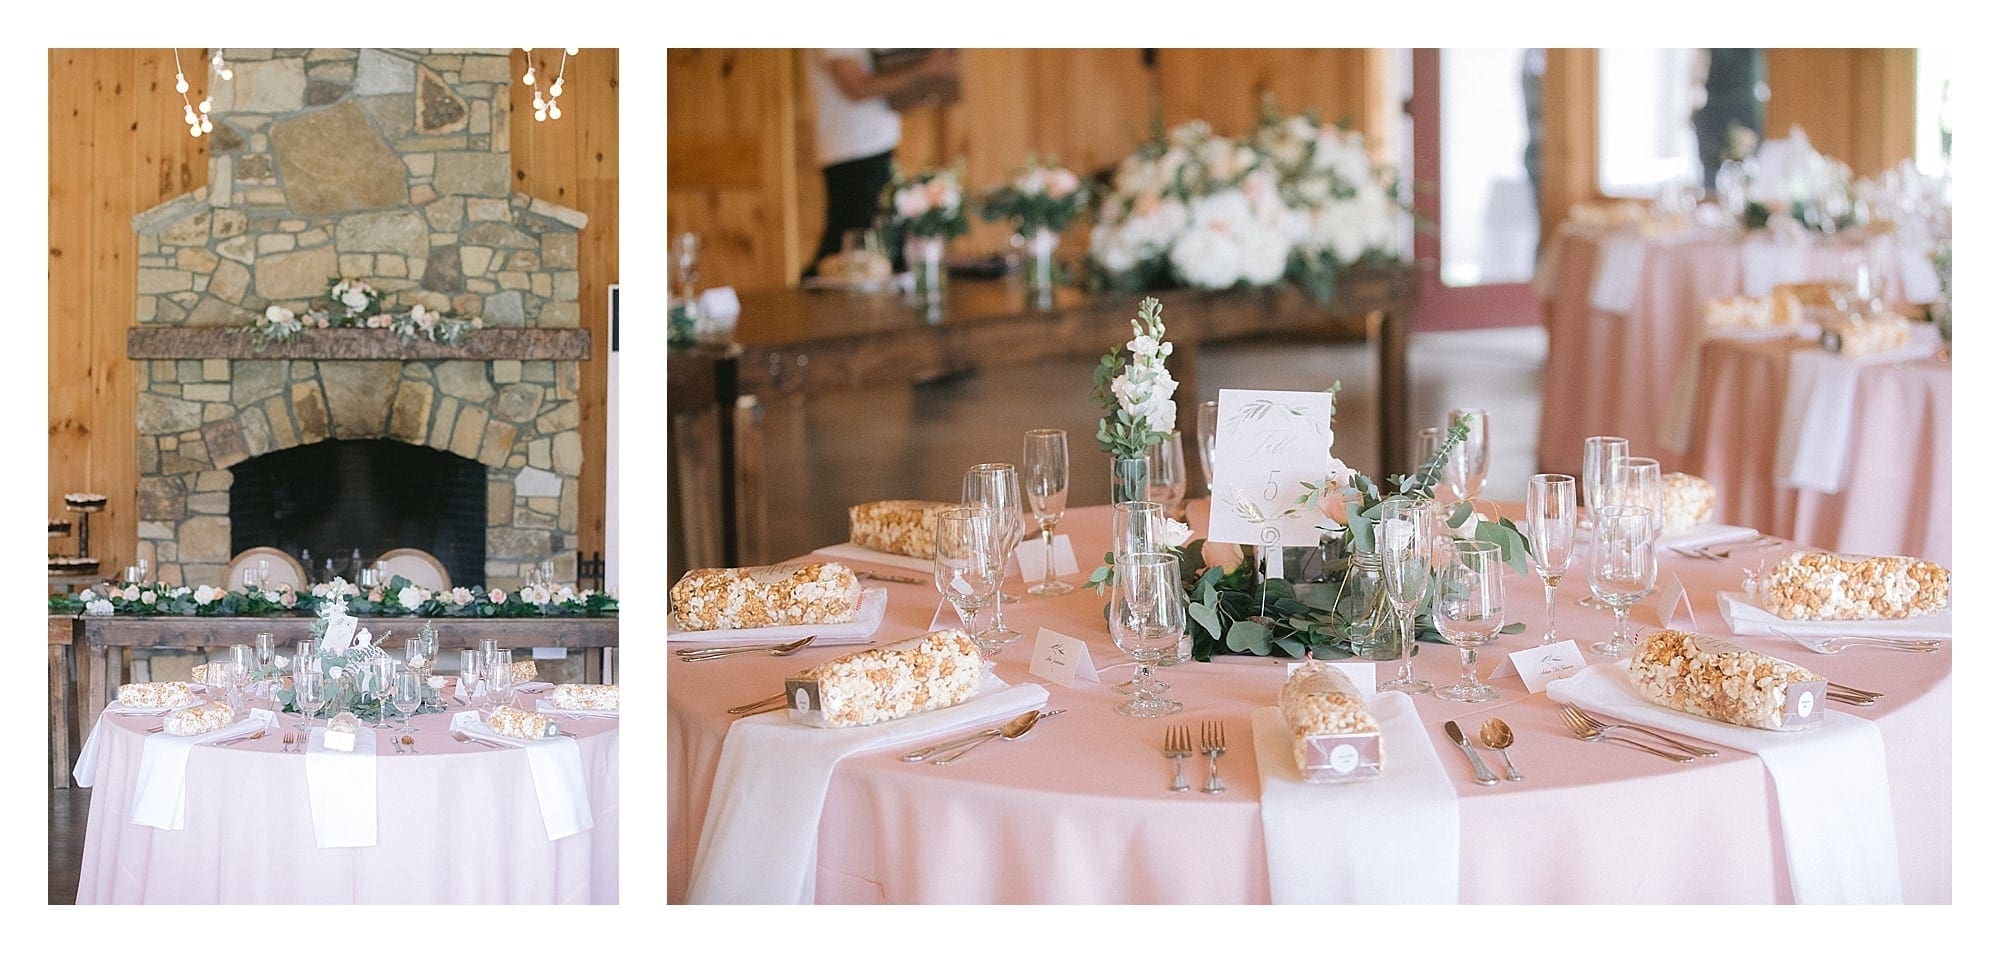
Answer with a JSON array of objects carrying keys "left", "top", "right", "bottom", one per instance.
[
  {"left": 1088, "top": 104, "right": 1406, "bottom": 304},
  {"left": 1091, "top": 297, "right": 1179, "bottom": 501},
  {"left": 248, "top": 276, "right": 483, "bottom": 349},
  {"left": 53, "top": 576, "right": 617, "bottom": 619},
  {"left": 881, "top": 166, "right": 971, "bottom": 245},
  {"left": 980, "top": 158, "right": 1092, "bottom": 237}
]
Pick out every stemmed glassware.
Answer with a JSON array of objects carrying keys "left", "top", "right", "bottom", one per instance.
[
  {"left": 370, "top": 656, "right": 398, "bottom": 729},
  {"left": 228, "top": 644, "right": 256, "bottom": 715},
  {"left": 1588, "top": 505, "right": 1658, "bottom": 659},
  {"left": 1413, "top": 427, "right": 1446, "bottom": 477},
  {"left": 1377, "top": 497, "right": 1437, "bottom": 695},
  {"left": 457, "top": 648, "right": 483, "bottom": 702},
  {"left": 1433, "top": 540, "right": 1506, "bottom": 703},
  {"left": 203, "top": 656, "right": 232, "bottom": 698},
  {"left": 406, "top": 629, "right": 437, "bottom": 678},
  {"left": 1196, "top": 400, "right": 1220, "bottom": 496},
  {"left": 932, "top": 505, "right": 1004, "bottom": 657},
  {"left": 1526, "top": 475, "right": 1578, "bottom": 645},
  {"left": 1443, "top": 408, "right": 1491, "bottom": 504},
  {"left": 1107, "top": 500, "right": 1167, "bottom": 697},
  {"left": 393, "top": 670, "right": 424, "bottom": 733},
  {"left": 1578, "top": 435, "right": 1630, "bottom": 607},
  {"left": 1611, "top": 456, "right": 1665, "bottom": 541},
  {"left": 962, "top": 463, "right": 1026, "bottom": 642},
  {"left": 1144, "top": 431, "right": 1188, "bottom": 520},
  {"left": 484, "top": 658, "right": 517, "bottom": 713},
  {"left": 1108, "top": 552, "right": 1186, "bottom": 718},
  {"left": 1022, "top": 429, "right": 1073, "bottom": 596},
  {"left": 295, "top": 669, "right": 326, "bottom": 739}
]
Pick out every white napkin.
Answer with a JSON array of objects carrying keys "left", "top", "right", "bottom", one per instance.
[
  {"left": 1250, "top": 693, "right": 1459, "bottom": 904},
  {"left": 1896, "top": 242, "right": 1941, "bottom": 305},
  {"left": 1547, "top": 663, "right": 1902, "bottom": 903},
  {"left": 1716, "top": 590, "right": 1952, "bottom": 639},
  {"left": 667, "top": 586, "right": 887, "bottom": 645},
  {"left": 130, "top": 709, "right": 278, "bottom": 830},
  {"left": 305, "top": 726, "right": 379, "bottom": 848},
  {"left": 1658, "top": 324, "right": 1818, "bottom": 453},
  {"left": 810, "top": 542, "right": 934, "bottom": 575},
  {"left": 1739, "top": 240, "right": 1810, "bottom": 296},
  {"left": 686, "top": 677, "right": 1049, "bottom": 904},
  {"left": 1587, "top": 235, "right": 1648, "bottom": 314},
  {"left": 1661, "top": 523, "right": 1762, "bottom": 551},
  {"left": 537, "top": 698, "right": 620, "bottom": 719},
  {"left": 450, "top": 711, "right": 594, "bottom": 841},
  {"left": 1774, "top": 327, "right": 1942, "bottom": 493}
]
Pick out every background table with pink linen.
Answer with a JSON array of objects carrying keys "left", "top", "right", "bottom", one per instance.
[
  {"left": 1536, "top": 225, "right": 1911, "bottom": 475},
  {"left": 78, "top": 702, "right": 619, "bottom": 903},
  {"left": 1681, "top": 335, "right": 1951, "bottom": 565},
  {"left": 668, "top": 502, "right": 1950, "bottom": 904}
]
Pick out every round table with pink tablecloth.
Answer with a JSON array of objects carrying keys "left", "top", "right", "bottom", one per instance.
[{"left": 668, "top": 502, "right": 1950, "bottom": 904}]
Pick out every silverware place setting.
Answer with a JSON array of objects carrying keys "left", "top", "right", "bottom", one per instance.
[
  {"left": 206, "top": 730, "right": 266, "bottom": 748},
  {"left": 1162, "top": 725, "right": 1193, "bottom": 792},
  {"left": 856, "top": 570, "right": 924, "bottom": 585},
  {"left": 677, "top": 636, "right": 818, "bottom": 662},
  {"left": 1826, "top": 682, "right": 1885, "bottom": 707},
  {"left": 929, "top": 709, "right": 1063, "bottom": 765},
  {"left": 1198, "top": 720, "right": 1228, "bottom": 795},
  {"left": 1559, "top": 704, "right": 1719, "bottom": 758},
  {"left": 453, "top": 729, "right": 505, "bottom": 749},
  {"left": 1669, "top": 535, "right": 1782, "bottom": 561},
  {"left": 1774, "top": 630, "right": 1942, "bottom": 655},
  {"left": 1478, "top": 718, "right": 1525, "bottom": 781},
  {"left": 1555, "top": 707, "right": 1694, "bottom": 762},
  {"left": 1442, "top": 720, "right": 1501, "bottom": 784}
]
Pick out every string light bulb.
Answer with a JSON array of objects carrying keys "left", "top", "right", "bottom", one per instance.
[
  {"left": 171, "top": 49, "right": 230, "bottom": 139},
  {"left": 519, "top": 48, "right": 576, "bottom": 123}
]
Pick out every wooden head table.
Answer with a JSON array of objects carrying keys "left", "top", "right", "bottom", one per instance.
[{"left": 671, "top": 267, "right": 1418, "bottom": 566}]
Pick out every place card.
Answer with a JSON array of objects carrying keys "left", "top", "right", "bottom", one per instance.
[
  {"left": 1655, "top": 573, "right": 1696, "bottom": 629},
  {"left": 320, "top": 613, "right": 360, "bottom": 655},
  {"left": 1016, "top": 534, "right": 1080, "bottom": 581},
  {"left": 1287, "top": 660, "right": 1378, "bottom": 695},
  {"left": 928, "top": 598, "right": 982, "bottom": 633},
  {"left": 1027, "top": 628, "right": 1100, "bottom": 686},
  {"left": 1491, "top": 640, "right": 1588, "bottom": 694},
  {"left": 1206, "top": 388, "right": 1334, "bottom": 548}
]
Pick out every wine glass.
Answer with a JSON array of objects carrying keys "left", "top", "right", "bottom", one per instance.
[
  {"left": 1588, "top": 506, "right": 1658, "bottom": 659},
  {"left": 360, "top": 566, "right": 380, "bottom": 588},
  {"left": 485, "top": 656, "right": 517, "bottom": 713},
  {"left": 1433, "top": 540, "right": 1505, "bottom": 703},
  {"left": 255, "top": 632, "right": 277, "bottom": 669},
  {"left": 203, "top": 655, "right": 232, "bottom": 698},
  {"left": 1525, "top": 475, "right": 1578, "bottom": 645},
  {"left": 1022, "top": 429, "right": 1073, "bottom": 597},
  {"left": 1578, "top": 435, "right": 1630, "bottom": 607},
  {"left": 457, "top": 648, "right": 483, "bottom": 702},
  {"left": 1197, "top": 400, "right": 1220, "bottom": 495},
  {"left": 933, "top": 505, "right": 1004, "bottom": 657},
  {"left": 393, "top": 670, "right": 424, "bottom": 733},
  {"left": 1443, "top": 408, "right": 1491, "bottom": 504},
  {"left": 1610, "top": 456, "right": 1665, "bottom": 541},
  {"left": 245, "top": 558, "right": 270, "bottom": 590},
  {"left": 370, "top": 656, "right": 397, "bottom": 729},
  {"left": 962, "top": 463, "right": 1026, "bottom": 642},
  {"left": 1108, "top": 552, "right": 1186, "bottom": 718},
  {"left": 406, "top": 633, "right": 436, "bottom": 678},
  {"left": 1111, "top": 500, "right": 1164, "bottom": 560},
  {"left": 1144, "top": 431, "right": 1188, "bottom": 520},
  {"left": 295, "top": 669, "right": 326, "bottom": 738},
  {"left": 1377, "top": 497, "right": 1437, "bottom": 695},
  {"left": 228, "top": 644, "right": 256, "bottom": 714}
]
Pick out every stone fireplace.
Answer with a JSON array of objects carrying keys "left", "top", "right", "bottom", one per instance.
[{"left": 127, "top": 48, "right": 591, "bottom": 589}]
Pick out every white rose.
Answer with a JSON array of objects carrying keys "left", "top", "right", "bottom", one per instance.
[
  {"left": 86, "top": 599, "right": 113, "bottom": 616},
  {"left": 120, "top": 585, "right": 140, "bottom": 601},
  {"left": 193, "top": 585, "right": 220, "bottom": 605},
  {"left": 327, "top": 664, "right": 345, "bottom": 680},
  {"left": 1046, "top": 168, "right": 1080, "bottom": 199},
  {"left": 265, "top": 305, "right": 294, "bottom": 323},
  {"left": 397, "top": 587, "right": 427, "bottom": 611},
  {"left": 894, "top": 186, "right": 928, "bottom": 219},
  {"left": 141, "top": 590, "right": 158, "bottom": 605},
  {"left": 1160, "top": 518, "right": 1194, "bottom": 548},
  {"left": 341, "top": 289, "right": 369, "bottom": 312},
  {"left": 524, "top": 585, "right": 551, "bottom": 606},
  {"left": 489, "top": 588, "right": 507, "bottom": 604}
]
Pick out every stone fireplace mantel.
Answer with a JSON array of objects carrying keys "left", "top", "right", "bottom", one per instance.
[{"left": 128, "top": 327, "right": 592, "bottom": 362}]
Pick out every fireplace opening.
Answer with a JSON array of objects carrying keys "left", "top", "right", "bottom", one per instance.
[{"left": 230, "top": 440, "right": 487, "bottom": 589}]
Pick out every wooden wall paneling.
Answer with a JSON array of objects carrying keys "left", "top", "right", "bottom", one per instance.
[
  {"left": 1538, "top": 48, "right": 1599, "bottom": 250},
  {"left": 1766, "top": 48, "right": 1917, "bottom": 176},
  {"left": 668, "top": 49, "right": 799, "bottom": 292},
  {"left": 510, "top": 48, "right": 619, "bottom": 569}
]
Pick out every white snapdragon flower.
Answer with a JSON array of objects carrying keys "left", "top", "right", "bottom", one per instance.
[{"left": 1159, "top": 518, "right": 1195, "bottom": 548}]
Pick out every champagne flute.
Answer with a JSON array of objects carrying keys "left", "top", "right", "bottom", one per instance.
[
  {"left": 1444, "top": 408, "right": 1491, "bottom": 504},
  {"left": 1197, "top": 400, "right": 1220, "bottom": 496},
  {"left": 1611, "top": 456, "right": 1665, "bottom": 541},
  {"left": 457, "top": 648, "right": 483, "bottom": 703},
  {"left": 1525, "top": 475, "right": 1578, "bottom": 645},
  {"left": 1588, "top": 506, "right": 1658, "bottom": 659},
  {"left": 933, "top": 505, "right": 1004, "bottom": 657},
  {"left": 1144, "top": 431, "right": 1188, "bottom": 520},
  {"left": 1433, "top": 540, "right": 1505, "bottom": 703},
  {"left": 1578, "top": 435, "right": 1630, "bottom": 607},
  {"left": 1108, "top": 552, "right": 1186, "bottom": 718},
  {"left": 228, "top": 644, "right": 256, "bottom": 715},
  {"left": 1377, "top": 497, "right": 1437, "bottom": 695},
  {"left": 1022, "top": 429, "right": 1074, "bottom": 596},
  {"left": 962, "top": 463, "right": 1026, "bottom": 640},
  {"left": 393, "top": 670, "right": 424, "bottom": 733},
  {"left": 370, "top": 656, "right": 397, "bottom": 729},
  {"left": 295, "top": 670, "right": 326, "bottom": 739}
]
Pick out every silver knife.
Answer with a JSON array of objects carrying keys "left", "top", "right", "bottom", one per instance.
[{"left": 1443, "top": 721, "right": 1499, "bottom": 786}]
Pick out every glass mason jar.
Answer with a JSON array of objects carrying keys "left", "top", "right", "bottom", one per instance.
[{"left": 1340, "top": 550, "right": 1404, "bottom": 662}]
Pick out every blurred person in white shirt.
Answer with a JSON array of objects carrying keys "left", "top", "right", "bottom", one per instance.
[{"left": 808, "top": 48, "right": 961, "bottom": 276}]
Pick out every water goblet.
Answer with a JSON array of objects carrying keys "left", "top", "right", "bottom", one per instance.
[
  {"left": 1022, "top": 429, "right": 1074, "bottom": 596},
  {"left": 458, "top": 648, "right": 484, "bottom": 702},
  {"left": 1144, "top": 431, "right": 1188, "bottom": 520},
  {"left": 294, "top": 670, "right": 326, "bottom": 738},
  {"left": 393, "top": 670, "right": 424, "bottom": 733},
  {"left": 370, "top": 656, "right": 398, "bottom": 729},
  {"left": 1443, "top": 408, "right": 1491, "bottom": 503},
  {"left": 1578, "top": 435, "right": 1630, "bottom": 606},
  {"left": 1610, "top": 456, "right": 1665, "bottom": 541},
  {"left": 933, "top": 505, "right": 1004, "bottom": 657},
  {"left": 1588, "top": 506, "right": 1659, "bottom": 659},
  {"left": 1107, "top": 500, "right": 1167, "bottom": 696},
  {"left": 485, "top": 658, "right": 517, "bottom": 713},
  {"left": 1377, "top": 497, "right": 1438, "bottom": 695},
  {"left": 1108, "top": 552, "right": 1186, "bottom": 718},
  {"left": 962, "top": 462, "right": 1027, "bottom": 638},
  {"left": 1526, "top": 475, "right": 1578, "bottom": 645},
  {"left": 228, "top": 644, "right": 256, "bottom": 713},
  {"left": 1433, "top": 540, "right": 1506, "bottom": 703}
]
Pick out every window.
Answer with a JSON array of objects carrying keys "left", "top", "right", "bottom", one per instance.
[
  {"left": 1596, "top": 48, "right": 1702, "bottom": 198},
  {"left": 1915, "top": 48, "right": 1953, "bottom": 176}
]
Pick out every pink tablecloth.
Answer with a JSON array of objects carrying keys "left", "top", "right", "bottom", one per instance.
[
  {"left": 77, "top": 698, "right": 620, "bottom": 903},
  {"left": 1536, "top": 226, "right": 1910, "bottom": 474},
  {"left": 1682, "top": 336, "right": 1951, "bottom": 565},
  {"left": 669, "top": 502, "right": 1950, "bottom": 904}
]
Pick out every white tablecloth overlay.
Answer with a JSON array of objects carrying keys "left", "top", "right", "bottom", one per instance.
[
  {"left": 306, "top": 726, "right": 379, "bottom": 848},
  {"left": 1739, "top": 239, "right": 1811, "bottom": 297},
  {"left": 129, "top": 709, "right": 279, "bottom": 830},
  {"left": 451, "top": 711, "right": 594, "bottom": 841},
  {"left": 1251, "top": 691, "right": 1459, "bottom": 904},
  {"left": 1773, "top": 324, "right": 1942, "bottom": 494},
  {"left": 1547, "top": 663, "right": 1902, "bottom": 903},
  {"left": 1587, "top": 235, "right": 1650, "bottom": 314},
  {"left": 685, "top": 676, "right": 1049, "bottom": 904}
]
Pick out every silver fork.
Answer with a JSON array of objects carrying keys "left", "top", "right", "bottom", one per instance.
[
  {"left": 1562, "top": 704, "right": 1720, "bottom": 757},
  {"left": 1199, "top": 721, "right": 1227, "bottom": 795},
  {"left": 1558, "top": 707, "right": 1694, "bottom": 762},
  {"left": 1701, "top": 536, "right": 1781, "bottom": 559},
  {"left": 1668, "top": 545, "right": 1722, "bottom": 561},
  {"left": 1775, "top": 631, "right": 1941, "bottom": 655},
  {"left": 1163, "top": 725, "right": 1192, "bottom": 792}
]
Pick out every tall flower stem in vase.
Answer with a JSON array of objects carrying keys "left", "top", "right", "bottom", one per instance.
[
  {"left": 1092, "top": 297, "right": 1179, "bottom": 505},
  {"left": 1109, "top": 456, "right": 1149, "bottom": 504},
  {"left": 884, "top": 165, "right": 969, "bottom": 322},
  {"left": 911, "top": 236, "right": 946, "bottom": 318},
  {"left": 1027, "top": 227, "right": 1058, "bottom": 307}
]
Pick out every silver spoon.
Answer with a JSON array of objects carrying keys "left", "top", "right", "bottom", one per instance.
[
  {"left": 1479, "top": 718, "right": 1525, "bottom": 782},
  {"left": 933, "top": 709, "right": 1063, "bottom": 765},
  {"left": 676, "top": 636, "right": 818, "bottom": 662}
]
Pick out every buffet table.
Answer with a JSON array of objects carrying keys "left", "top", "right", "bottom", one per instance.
[
  {"left": 1678, "top": 334, "right": 1951, "bottom": 565},
  {"left": 74, "top": 698, "right": 619, "bottom": 903},
  {"left": 668, "top": 503, "right": 1950, "bottom": 904},
  {"left": 1535, "top": 224, "right": 1928, "bottom": 474}
]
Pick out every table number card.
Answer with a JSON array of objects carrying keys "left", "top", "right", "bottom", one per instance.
[
  {"left": 1015, "top": 534, "right": 1080, "bottom": 581},
  {"left": 320, "top": 613, "right": 360, "bottom": 655},
  {"left": 1207, "top": 389, "right": 1334, "bottom": 548},
  {"left": 1027, "top": 628, "right": 1100, "bottom": 686},
  {"left": 1491, "top": 640, "right": 1588, "bottom": 693}
]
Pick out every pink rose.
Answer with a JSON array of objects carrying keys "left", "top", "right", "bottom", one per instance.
[{"left": 489, "top": 588, "right": 506, "bottom": 604}]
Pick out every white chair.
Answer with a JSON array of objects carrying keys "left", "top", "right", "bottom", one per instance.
[
  {"left": 377, "top": 548, "right": 450, "bottom": 591},
  {"left": 224, "top": 547, "right": 307, "bottom": 591}
]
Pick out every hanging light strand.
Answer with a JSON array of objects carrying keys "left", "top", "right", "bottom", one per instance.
[
  {"left": 171, "top": 48, "right": 230, "bottom": 139},
  {"left": 522, "top": 48, "right": 579, "bottom": 122}
]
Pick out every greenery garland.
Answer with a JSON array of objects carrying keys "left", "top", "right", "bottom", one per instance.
[{"left": 51, "top": 576, "right": 617, "bottom": 619}]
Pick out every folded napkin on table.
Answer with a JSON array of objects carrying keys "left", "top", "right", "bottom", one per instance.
[
  {"left": 809, "top": 542, "right": 933, "bottom": 576},
  {"left": 1547, "top": 663, "right": 1901, "bottom": 903},
  {"left": 130, "top": 708, "right": 279, "bottom": 831},
  {"left": 1587, "top": 235, "right": 1649, "bottom": 314},
  {"left": 1896, "top": 241, "right": 1941, "bottom": 305},
  {"left": 537, "top": 698, "right": 619, "bottom": 719},
  {"left": 306, "top": 726, "right": 379, "bottom": 848},
  {"left": 686, "top": 676, "right": 1049, "bottom": 904},
  {"left": 1739, "top": 240, "right": 1810, "bottom": 297},
  {"left": 449, "top": 711, "right": 594, "bottom": 841},
  {"left": 666, "top": 586, "right": 887, "bottom": 646},
  {"left": 1716, "top": 590, "right": 1952, "bottom": 639},
  {"left": 1661, "top": 523, "right": 1762, "bottom": 551},
  {"left": 1774, "top": 324, "right": 1942, "bottom": 494},
  {"left": 1250, "top": 691, "right": 1459, "bottom": 904}
]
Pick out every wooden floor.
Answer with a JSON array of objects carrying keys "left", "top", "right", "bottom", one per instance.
[
  {"left": 755, "top": 326, "right": 1546, "bottom": 558},
  {"left": 49, "top": 787, "right": 87, "bottom": 905}
]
